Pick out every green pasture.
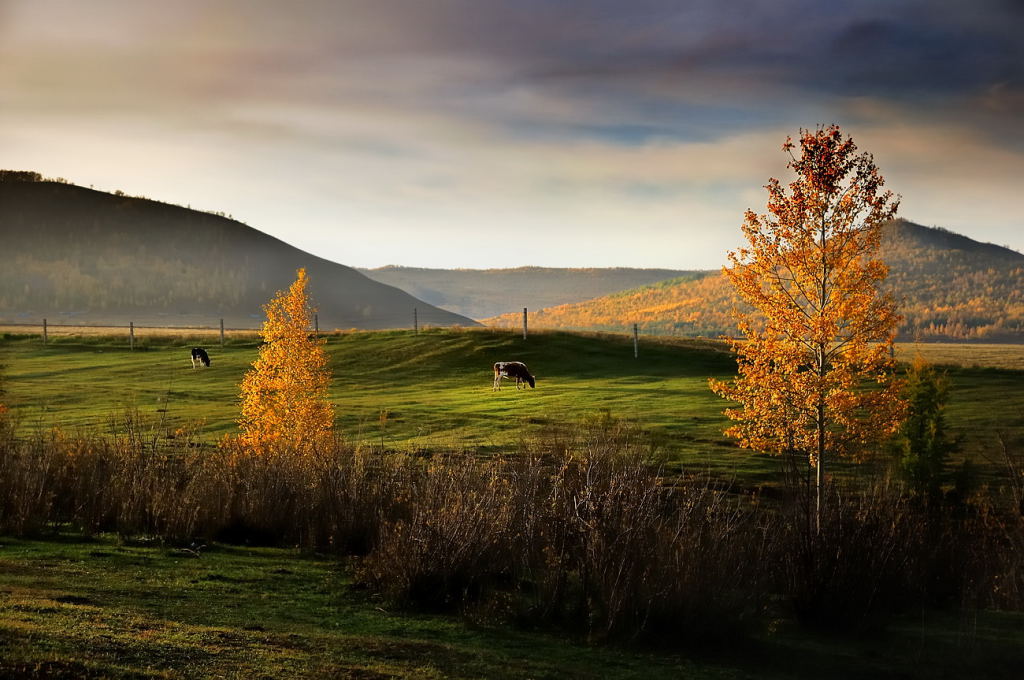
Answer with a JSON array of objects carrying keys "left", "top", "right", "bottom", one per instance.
[
  {"left": 1, "top": 535, "right": 1021, "bottom": 679},
  {"left": 2, "top": 332, "right": 1024, "bottom": 678},
  {"left": 0, "top": 329, "right": 752, "bottom": 473},
  {"left": 2, "top": 329, "right": 1023, "bottom": 485}
]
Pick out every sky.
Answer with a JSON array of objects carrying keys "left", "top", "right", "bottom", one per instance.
[{"left": 1, "top": 0, "right": 1022, "bottom": 269}]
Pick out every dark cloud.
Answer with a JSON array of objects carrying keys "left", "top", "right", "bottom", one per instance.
[
  {"left": 826, "top": 18, "right": 1023, "bottom": 94},
  {"left": 6, "top": 0, "right": 1019, "bottom": 139},
  {"left": 515, "top": 3, "right": 1023, "bottom": 100}
]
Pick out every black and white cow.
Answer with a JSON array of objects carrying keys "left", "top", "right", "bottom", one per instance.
[
  {"left": 191, "top": 347, "right": 211, "bottom": 368},
  {"left": 493, "top": 361, "right": 535, "bottom": 390}
]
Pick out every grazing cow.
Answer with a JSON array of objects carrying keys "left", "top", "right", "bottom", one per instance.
[
  {"left": 191, "top": 347, "right": 211, "bottom": 368},
  {"left": 493, "top": 361, "right": 535, "bottom": 390}
]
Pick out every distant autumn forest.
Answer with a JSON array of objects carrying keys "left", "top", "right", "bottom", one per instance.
[{"left": 487, "top": 221, "right": 1024, "bottom": 342}]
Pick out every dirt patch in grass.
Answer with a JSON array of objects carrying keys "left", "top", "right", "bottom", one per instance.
[{"left": 53, "top": 595, "right": 95, "bottom": 606}]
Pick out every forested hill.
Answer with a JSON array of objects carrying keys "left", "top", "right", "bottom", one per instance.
[
  {"left": 485, "top": 220, "right": 1024, "bottom": 342},
  {"left": 0, "top": 175, "right": 476, "bottom": 329},
  {"left": 358, "top": 266, "right": 699, "bottom": 320}
]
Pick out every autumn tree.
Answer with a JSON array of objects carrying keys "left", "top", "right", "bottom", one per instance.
[
  {"left": 236, "top": 268, "right": 334, "bottom": 455},
  {"left": 710, "top": 125, "right": 905, "bottom": 531}
]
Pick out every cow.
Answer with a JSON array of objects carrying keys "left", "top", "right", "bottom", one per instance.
[
  {"left": 493, "top": 361, "right": 535, "bottom": 390},
  {"left": 191, "top": 347, "right": 211, "bottom": 368}
]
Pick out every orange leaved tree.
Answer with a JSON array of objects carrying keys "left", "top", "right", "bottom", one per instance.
[
  {"left": 710, "top": 125, "right": 905, "bottom": 532},
  {"left": 237, "top": 268, "right": 334, "bottom": 456}
]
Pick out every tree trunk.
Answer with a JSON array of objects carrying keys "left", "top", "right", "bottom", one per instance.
[
  {"left": 819, "top": 395, "right": 827, "bottom": 532},
  {"left": 816, "top": 401, "right": 825, "bottom": 535}
]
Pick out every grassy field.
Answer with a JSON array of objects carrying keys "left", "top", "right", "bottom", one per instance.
[
  {"left": 2, "top": 328, "right": 1023, "bottom": 484},
  {"left": 3, "top": 330, "right": 1023, "bottom": 677},
  {"left": 1, "top": 535, "right": 1021, "bottom": 679},
  {"left": 6, "top": 323, "right": 1022, "bottom": 367},
  {"left": 893, "top": 342, "right": 1024, "bottom": 371}
]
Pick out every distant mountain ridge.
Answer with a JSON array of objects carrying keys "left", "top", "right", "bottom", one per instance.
[
  {"left": 485, "top": 220, "right": 1024, "bottom": 342},
  {"left": 889, "top": 222, "right": 1021, "bottom": 261},
  {"left": 0, "top": 176, "right": 477, "bottom": 329},
  {"left": 358, "top": 266, "right": 700, "bottom": 320}
]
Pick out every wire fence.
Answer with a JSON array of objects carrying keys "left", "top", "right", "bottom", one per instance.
[
  {"left": 0, "top": 307, "right": 486, "bottom": 341},
  {"left": 0, "top": 310, "right": 514, "bottom": 346},
  {"left": 0, "top": 309, "right": 674, "bottom": 358},
  {"left": 1, "top": 320, "right": 253, "bottom": 349}
]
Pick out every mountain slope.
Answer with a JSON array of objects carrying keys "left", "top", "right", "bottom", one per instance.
[
  {"left": 485, "top": 220, "right": 1024, "bottom": 342},
  {"left": 357, "top": 266, "right": 699, "bottom": 319},
  {"left": 0, "top": 177, "right": 477, "bottom": 329}
]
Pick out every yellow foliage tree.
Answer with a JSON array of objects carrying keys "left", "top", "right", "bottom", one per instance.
[
  {"left": 237, "top": 268, "right": 334, "bottom": 455},
  {"left": 709, "top": 125, "right": 906, "bottom": 531}
]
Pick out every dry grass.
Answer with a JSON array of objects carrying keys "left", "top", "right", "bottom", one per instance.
[
  {"left": 894, "top": 342, "right": 1024, "bottom": 370},
  {"left": 0, "top": 412, "right": 1021, "bottom": 643}
]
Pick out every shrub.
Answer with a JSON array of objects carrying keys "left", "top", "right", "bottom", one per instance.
[
  {"left": 895, "top": 357, "right": 956, "bottom": 501},
  {"left": 0, "top": 415, "right": 1020, "bottom": 643}
]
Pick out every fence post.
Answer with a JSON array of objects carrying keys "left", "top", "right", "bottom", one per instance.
[
  {"left": 414, "top": 308, "right": 418, "bottom": 335},
  {"left": 314, "top": 313, "right": 319, "bottom": 336},
  {"left": 129, "top": 322, "right": 135, "bottom": 350},
  {"left": 633, "top": 323, "right": 639, "bottom": 359},
  {"left": 220, "top": 318, "right": 225, "bottom": 347},
  {"left": 523, "top": 307, "right": 528, "bottom": 340},
  {"left": 43, "top": 318, "right": 47, "bottom": 346}
]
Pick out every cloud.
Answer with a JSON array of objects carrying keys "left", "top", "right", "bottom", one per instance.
[{"left": 0, "top": 0, "right": 1022, "bottom": 267}]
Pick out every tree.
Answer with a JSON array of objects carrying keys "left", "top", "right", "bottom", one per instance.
[
  {"left": 709, "top": 125, "right": 905, "bottom": 532},
  {"left": 895, "top": 356, "right": 954, "bottom": 503},
  {"left": 236, "top": 268, "right": 334, "bottom": 455}
]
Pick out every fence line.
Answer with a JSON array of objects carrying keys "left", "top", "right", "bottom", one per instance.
[
  {"left": 1, "top": 321, "right": 261, "bottom": 333},
  {"left": 1, "top": 315, "right": 676, "bottom": 356},
  {"left": 0, "top": 312, "right": 472, "bottom": 343}
]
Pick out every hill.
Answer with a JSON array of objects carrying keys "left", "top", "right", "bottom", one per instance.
[
  {"left": 0, "top": 173, "right": 476, "bottom": 330},
  {"left": 357, "top": 266, "right": 699, "bottom": 319},
  {"left": 485, "top": 220, "right": 1024, "bottom": 342}
]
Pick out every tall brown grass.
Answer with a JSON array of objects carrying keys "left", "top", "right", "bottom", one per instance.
[{"left": 0, "top": 412, "right": 1020, "bottom": 642}]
